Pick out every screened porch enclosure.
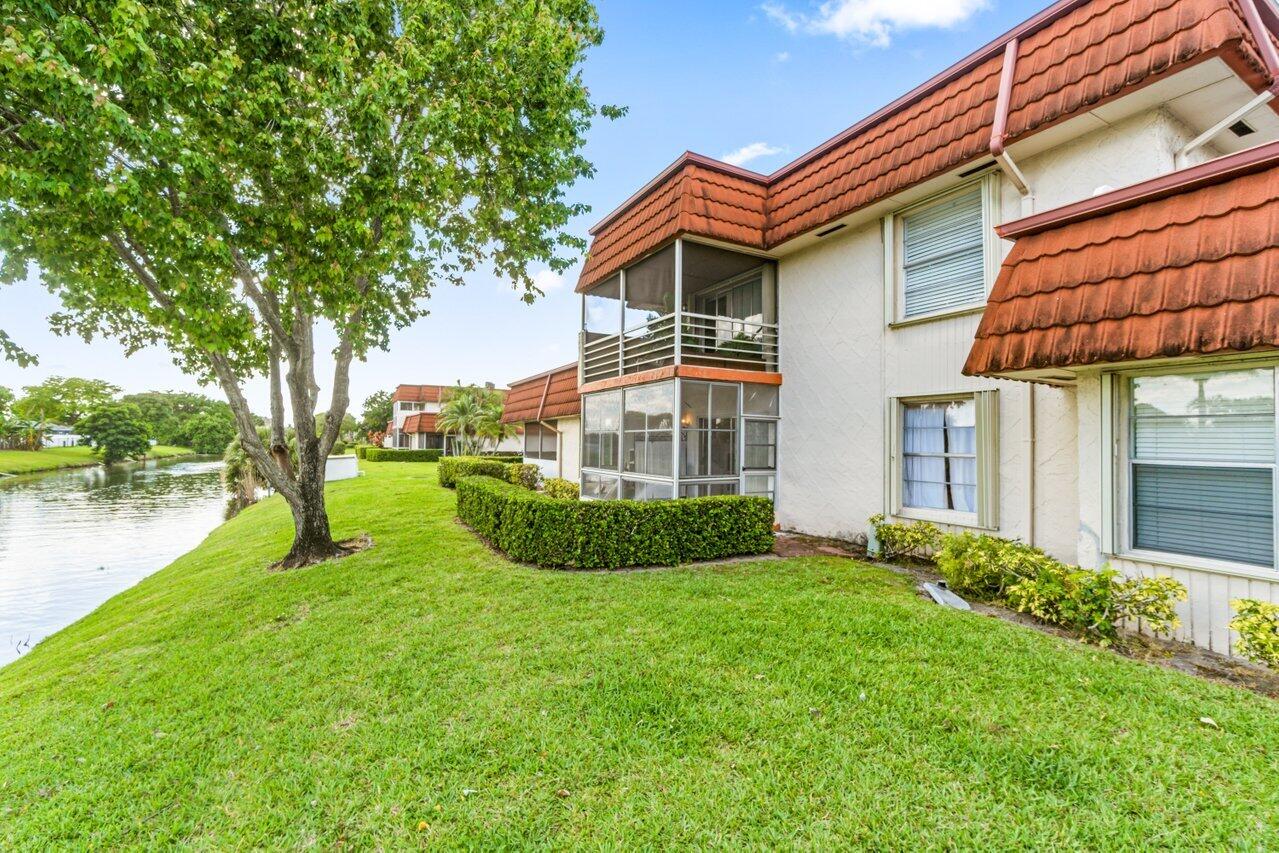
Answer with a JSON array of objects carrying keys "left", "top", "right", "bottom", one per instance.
[
  {"left": 580, "top": 240, "right": 779, "bottom": 384},
  {"left": 580, "top": 378, "right": 780, "bottom": 503}
]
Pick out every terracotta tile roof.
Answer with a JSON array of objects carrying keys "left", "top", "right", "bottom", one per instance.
[
  {"left": 964, "top": 140, "right": 1279, "bottom": 376},
  {"left": 391, "top": 384, "right": 447, "bottom": 403},
  {"left": 401, "top": 413, "right": 442, "bottom": 434},
  {"left": 577, "top": 0, "right": 1277, "bottom": 292},
  {"left": 502, "top": 363, "right": 581, "bottom": 424}
]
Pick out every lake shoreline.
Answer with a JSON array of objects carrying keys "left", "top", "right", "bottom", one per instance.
[{"left": 0, "top": 445, "right": 196, "bottom": 477}]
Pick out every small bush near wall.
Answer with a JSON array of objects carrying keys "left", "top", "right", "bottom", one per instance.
[
  {"left": 543, "top": 478, "right": 579, "bottom": 500},
  {"left": 365, "top": 448, "right": 443, "bottom": 463},
  {"left": 871, "top": 516, "right": 1186, "bottom": 644},
  {"left": 507, "top": 463, "right": 542, "bottom": 490},
  {"left": 1231, "top": 600, "right": 1279, "bottom": 669},
  {"left": 355, "top": 445, "right": 369, "bottom": 460},
  {"left": 869, "top": 514, "right": 941, "bottom": 562},
  {"left": 457, "top": 475, "right": 774, "bottom": 569},
  {"left": 438, "top": 456, "right": 510, "bottom": 487},
  {"left": 331, "top": 441, "right": 347, "bottom": 456}
]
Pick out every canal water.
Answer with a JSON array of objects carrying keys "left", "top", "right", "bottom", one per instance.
[{"left": 0, "top": 457, "right": 227, "bottom": 665}]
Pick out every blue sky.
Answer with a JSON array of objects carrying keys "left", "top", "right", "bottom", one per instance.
[{"left": 0, "top": 0, "right": 1047, "bottom": 416}]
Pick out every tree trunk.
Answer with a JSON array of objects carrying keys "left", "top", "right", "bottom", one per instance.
[{"left": 278, "top": 469, "right": 346, "bottom": 568}]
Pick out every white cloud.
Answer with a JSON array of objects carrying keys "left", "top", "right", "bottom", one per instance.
[
  {"left": 761, "top": 2, "right": 799, "bottom": 32},
  {"left": 721, "top": 142, "right": 785, "bottom": 168},
  {"left": 531, "top": 268, "right": 566, "bottom": 293},
  {"left": 774, "top": 50, "right": 791, "bottom": 63},
  {"left": 762, "top": 0, "right": 989, "bottom": 47}
]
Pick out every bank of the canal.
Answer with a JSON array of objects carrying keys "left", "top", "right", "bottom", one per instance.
[
  {"left": 0, "top": 445, "right": 195, "bottom": 476},
  {"left": 0, "top": 455, "right": 225, "bottom": 663}
]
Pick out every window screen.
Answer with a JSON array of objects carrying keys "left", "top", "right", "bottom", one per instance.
[
  {"left": 1130, "top": 369, "right": 1275, "bottom": 567},
  {"left": 901, "top": 186, "right": 985, "bottom": 318}
]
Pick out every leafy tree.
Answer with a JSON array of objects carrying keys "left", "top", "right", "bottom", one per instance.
[
  {"left": 359, "top": 390, "right": 394, "bottom": 437},
  {"left": 0, "top": 330, "right": 36, "bottom": 368},
  {"left": 76, "top": 402, "right": 151, "bottom": 463},
  {"left": 180, "top": 409, "right": 238, "bottom": 455},
  {"left": 123, "top": 391, "right": 239, "bottom": 446},
  {"left": 315, "top": 412, "right": 360, "bottom": 447},
  {"left": 12, "top": 376, "right": 120, "bottom": 427},
  {"left": 438, "top": 385, "right": 512, "bottom": 456},
  {"left": 1, "top": 0, "right": 617, "bottom": 565}
]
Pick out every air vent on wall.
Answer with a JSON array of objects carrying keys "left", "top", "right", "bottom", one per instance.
[
  {"left": 816, "top": 223, "right": 847, "bottom": 238},
  {"left": 958, "top": 161, "right": 996, "bottom": 178},
  {"left": 1228, "top": 120, "right": 1256, "bottom": 138}
]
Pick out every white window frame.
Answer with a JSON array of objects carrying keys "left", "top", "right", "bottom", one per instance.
[
  {"left": 1108, "top": 359, "right": 1279, "bottom": 579},
  {"left": 883, "top": 174, "right": 1002, "bottom": 327},
  {"left": 887, "top": 390, "right": 999, "bottom": 529}
]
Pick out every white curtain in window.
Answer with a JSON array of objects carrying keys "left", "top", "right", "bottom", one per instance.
[{"left": 903, "top": 400, "right": 976, "bottom": 512}]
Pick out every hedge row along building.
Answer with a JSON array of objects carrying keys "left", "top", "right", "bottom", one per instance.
[{"left": 503, "top": 0, "right": 1279, "bottom": 655}]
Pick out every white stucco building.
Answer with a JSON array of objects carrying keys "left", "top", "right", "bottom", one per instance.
[{"left": 566, "top": 0, "right": 1279, "bottom": 654}]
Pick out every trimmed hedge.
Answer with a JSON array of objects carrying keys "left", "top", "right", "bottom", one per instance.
[
  {"left": 456, "top": 475, "right": 775, "bottom": 569},
  {"left": 438, "top": 456, "right": 516, "bottom": 487},
  {"left": 365, "top": 448, "right": 443, "bottom": 462}
]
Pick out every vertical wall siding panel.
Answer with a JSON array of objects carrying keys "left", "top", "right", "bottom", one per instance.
[
  {"left": 1227, "top": 575, "right": 1252, "bottom": 657},
  {"left": 1207, "top": 575, "right": 1231, "bottom": 653}
]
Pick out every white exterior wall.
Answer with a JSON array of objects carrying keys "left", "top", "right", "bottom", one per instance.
[
  {"left": 557, "top": 417, "right": 581, "bottom": 483},
  {"left": 778, "top": 105, "right": 1225, "bottom": 624}
]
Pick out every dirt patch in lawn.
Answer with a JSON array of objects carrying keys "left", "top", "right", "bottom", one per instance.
[{"left": 775, "top": 532, "right": 1279, "bottom": 700}]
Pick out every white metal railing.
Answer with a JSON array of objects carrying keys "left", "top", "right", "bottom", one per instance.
[{"left": 580, "top": 311, "right": 779, "bottom": 384}]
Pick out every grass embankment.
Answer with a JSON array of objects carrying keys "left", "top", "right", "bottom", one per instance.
[
  {"left": 2, "top": 462, "right": 1278, "bottom": 847},
  {"left": 0, "top": 444, "right": 194, "bottom": 475}
]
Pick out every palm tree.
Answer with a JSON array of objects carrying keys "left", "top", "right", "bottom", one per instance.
[{"left": 439, "top": 385, "right": 511, "bottom": 455}]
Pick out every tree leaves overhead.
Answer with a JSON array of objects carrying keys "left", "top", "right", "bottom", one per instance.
[{"left": 0, "top": 0, "right": 615, "bottom": 373}]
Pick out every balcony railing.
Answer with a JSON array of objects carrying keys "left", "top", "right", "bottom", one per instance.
[{"left": 581, "top": 312, "right": 779, "bottom": 385}]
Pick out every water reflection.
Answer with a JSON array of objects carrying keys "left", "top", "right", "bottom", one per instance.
[{"left": 0, "top": 457, "right": 226, "bottom": 665}]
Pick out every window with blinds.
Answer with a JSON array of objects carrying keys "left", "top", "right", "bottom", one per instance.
[
  {"left": 899, "top": 185, "right": 987, "bottom": 319},
  {"left": 1129, "top": 368, "right": 1276, "bottom": 568}
]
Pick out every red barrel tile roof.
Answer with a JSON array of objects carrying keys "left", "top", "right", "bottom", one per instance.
[
  {"left": 502, "top": 363, "right": 581, "bottom": 424},
  {"left": 577, "top": 0, "right": 1276, "bottom": 292},
  {"left": 964, "top": 141, "right": 1279, "bottom": 376},
  {"left": 401, "top": 413, "right": 441, "bottom": 434},
  {"left": 391, "top": 384, "right": 447, "bottom": 403}
]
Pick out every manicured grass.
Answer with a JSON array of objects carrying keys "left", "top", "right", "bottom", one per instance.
[
  {"left": 0, "top": 445, "right": 194, "bottom": 475},
  {"left": 2, "top": 462, "right": 1277, "bottom": 847}
]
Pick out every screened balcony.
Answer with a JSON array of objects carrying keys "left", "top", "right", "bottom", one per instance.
[{"left": 579, "top": 240, "right": 779, "bottom": 385}]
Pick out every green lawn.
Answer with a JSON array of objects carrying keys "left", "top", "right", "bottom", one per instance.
[
  {"left": 0, "top": 444, "right": 194, "bottom": 475},
  {"left": 2, "top": 462, "right": 1277, "bottom": 847}
]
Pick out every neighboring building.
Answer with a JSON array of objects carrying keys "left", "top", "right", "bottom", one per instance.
[
  {"left": 43, "top": 425, "right": 83, "bottom": 448},
  {"left": 568, "top": 0, "right": 1279, "bottom": 654},
  {"left": 501, "top": 364, "right": 582, "bottom": 481},
  {"left": 384, "top": 383, "right": 522, "bottom": 454}
]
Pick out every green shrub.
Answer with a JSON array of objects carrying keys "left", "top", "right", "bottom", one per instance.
[
  {"left": 330, "top": 440, "right": 347, "bottom": 456},
  {"left": 355, "top": 445, "right": 368, "bottom": 460},
  {"left": 1003, "top": 560, "right": 1185, "bottom": 644},
  {"left": 365, "top": 448, "right": 443, "bottom": 462},
  {"left": 936, "top": 532, "right": 1058, "bottom": 598},
  {"left": 868, "top": 514, "right": 941, "bottom": 562},
  {"left": 481, "top": 454, "right": 523, "bottom": 463},
  {"left": 543, "top": 478, "right": 580, "bottom": 500},
  {"left": 456, "top": 475, "right": 774, "bottom": 569},
  {"left": 918, "top": 525, "right": 1187, "bottom": 645},
  {"left": 1231, "top": 599, "right": 1279, "bottom": 668},
  {"left": 438, "top": 456, "right": 510, "bottom": 487},
  {"left": 507, "top": 463, "right": 542, "bottom": 490}
]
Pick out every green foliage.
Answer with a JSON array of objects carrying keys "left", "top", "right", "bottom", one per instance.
[
  {"left": 438, "top": 456, "right": 511, "bottom": 488},
  {"left": 936, "top": 532, "right": 1058, "bottom": 598},
  {"left": 507, "top": 463, "right": 542, "bottom": 491},
  {"left": 331, "top": 441, "right": 347, "bottom": 456},
  {"left": 178, "top": 409, "right": 237, "bottom": 455},
  {"left": 868, "top": 514, "right": 942, "bottom": 562},
  {"left": 364, "top": 448, "right": 443, "bottom": 463},
  {"left": 438, "top": 386, "right": 513, "bottom": 456},
  {"left": 121, "top": 391, "right": 240, "bottom": 448},
  {"left": 76, "top": 402, "right": 151, "bottom": 464},
  {"left": 933, "top": 528, "right": 1187, "bottom": 644},
  {"left": 0, "top": 329, "right": 36, "bottom": 367},
  {"left": 543, "top": 478, "right": 580, "bottom": 501},
  {"left": 1231, "top": 599, "right": 1279, "bottom": 669},
  {"left": 14, "top": 376, "right": 120, "bottom": 427},
  {"left": 359, "top": 391, "right": 394, "bottom": 436},
  {"left": 223, "top": 427, "right": 297, "bottom": 502},
  {"left": 316, "top": 412, "right": 360, "bottom": 444},
  {"left": 456, "top": 475, "right": 775, "bottom": 569}
]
